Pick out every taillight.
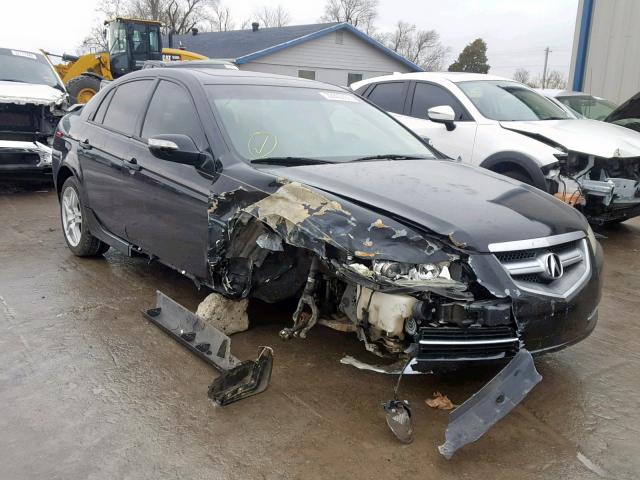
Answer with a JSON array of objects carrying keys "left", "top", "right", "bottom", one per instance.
[{"left": 55, "top": 130, "right": 64, "bottom": 138}]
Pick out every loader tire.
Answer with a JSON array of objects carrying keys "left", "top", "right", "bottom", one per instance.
[{"left": 67, "top": 75, "right": 101, "bottom": 104}]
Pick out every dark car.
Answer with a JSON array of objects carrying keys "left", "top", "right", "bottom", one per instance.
[
  {"left": 52, "top": 68, "right": 603, "bottom": 371},
  {"left": 605, "top": 91, "right": 640, "bottom": 133}
]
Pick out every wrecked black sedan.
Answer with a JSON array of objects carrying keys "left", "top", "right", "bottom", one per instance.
[{"left": 52, "top": 68, "right": 603, "bottom": 369}]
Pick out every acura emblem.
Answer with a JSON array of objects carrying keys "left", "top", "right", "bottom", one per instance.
[{"left": 542, "top": 253, "right": 563, "bottom": 280}]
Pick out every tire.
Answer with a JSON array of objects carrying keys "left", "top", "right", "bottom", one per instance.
[
  {"left": 66, "top": 75, "right": 101, "bottom": 104},
  {"left": 60, "top": 176, "right": 109, "bottom": 256},
  {"left": 501, "top": 169, "right": 533, "bottom": 186}
]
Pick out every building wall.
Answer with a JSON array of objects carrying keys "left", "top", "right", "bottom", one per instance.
[
  {"left": 238, "top": 29, "right": 413, "bottom": 86},
  {"left": 570, "top": 0, "right": 640, "bottom": 103}
]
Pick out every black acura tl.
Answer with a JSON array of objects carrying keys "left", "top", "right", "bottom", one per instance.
[{"left": 52, "top": 67, "right": 603, "bottom": 373}]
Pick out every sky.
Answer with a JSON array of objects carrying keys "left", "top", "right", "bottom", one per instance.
[{"left": 0, "top": 0, "right": 579, "bottom": 79}]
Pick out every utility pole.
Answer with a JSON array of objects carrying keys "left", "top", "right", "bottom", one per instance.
[{"left": 542, "top": 47, "right": 551, "bottom": 88}]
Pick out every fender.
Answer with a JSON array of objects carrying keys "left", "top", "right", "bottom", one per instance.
[{"left": 480, "top": 151, "right": 548, "bottom": 191}]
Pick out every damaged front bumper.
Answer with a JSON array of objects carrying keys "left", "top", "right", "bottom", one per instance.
[
  {"left": 551, "top": 154, "right": 640, "bottom": 223},
  {"left": 0, "top": 140, "right": 53, "bottom": 175}
]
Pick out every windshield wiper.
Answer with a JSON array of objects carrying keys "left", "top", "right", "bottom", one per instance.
[
  {"left": 351, "top": 154, "right": 430, "bottom": 162},
  {"left": 250, "top": 157, "right": 335, "bottom": 166}
]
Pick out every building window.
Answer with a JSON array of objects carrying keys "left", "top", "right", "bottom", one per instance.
[
  {"left": 335, "top": 30, "right": 344, "bottom": 44},
  {"left": 298, "top": 70, "right": 316, "bottom": 80},
  {"left": 348, "top": 73, "right": 363, "bottom": 85}
]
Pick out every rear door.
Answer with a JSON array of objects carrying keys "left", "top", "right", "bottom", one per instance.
[
  {"left": 394, "top": 82, "right": 477, "bottom": 162},
  {"left": 78, "top": 79, "right": 153, "bottom": 236},
  {"left": 123, "top": 79, "right": 213, "bottom": 278}
]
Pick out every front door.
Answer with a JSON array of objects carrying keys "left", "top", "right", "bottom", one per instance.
[
  {"left": 395, "top": 81, "right": 478, "bottom": 163},
  {"left": 121, "top": 79, "right": 213, "bottom": 279}
]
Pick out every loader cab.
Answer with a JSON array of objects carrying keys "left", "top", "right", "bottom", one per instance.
[{"left": 107, "top": 18, "right": 163, "bottom": 78}]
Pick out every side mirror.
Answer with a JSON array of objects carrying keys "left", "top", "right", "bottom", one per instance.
[
  {"left": 148, "top": 134, "right": 203, "bottom": 166},
  {"left": 428, "top": 105, "right": 456, "bottom": 131}
]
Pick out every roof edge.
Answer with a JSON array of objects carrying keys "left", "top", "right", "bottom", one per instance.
[{"left": 234, "top": 23, "right": 423, "bottom": 72}]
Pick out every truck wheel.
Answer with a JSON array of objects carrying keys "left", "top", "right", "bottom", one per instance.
[
  {"left": 60, "top": 177, "right": 109, "bottom": 256},
  {"left": 67, "top": 75, "right": 101, "bottom": 104}
]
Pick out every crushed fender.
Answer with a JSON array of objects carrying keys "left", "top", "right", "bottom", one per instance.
[
  {"left": 438, "top": 349, "right": 542, "bottom": 459},
  {"left": 143, "top": 290, "right": 272, "bottom": 405}
]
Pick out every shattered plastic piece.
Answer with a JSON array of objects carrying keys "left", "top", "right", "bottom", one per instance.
[
  {"left": 425, "top": 391, "right": 456, "bottom": 410},
  {"left": 340, "top": 355, "right": 407, "bottom": 374},
  {"left": 196, "top": 293, "right": 249, "bottom": 335},
  {"left": 383, "top": 400, "right": 413, "bottom": 444},
  {"left": 143, "top": 291, "right": 272, "bottom": 405},
  {"left": 438, "top": 349, "right": 542, "bottom": 459}
]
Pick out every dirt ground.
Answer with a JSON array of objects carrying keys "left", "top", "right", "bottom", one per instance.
[{"left": 1, "top": 182, "right": 639, "bottom": 480}]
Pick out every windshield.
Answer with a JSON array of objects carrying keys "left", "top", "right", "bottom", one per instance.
[
  {"left": 557, "top": 95, "right": 617, "bottom": 120},
  {"left": 109, "top": 22, "right": 127, "bottom": 55},
  {"left": 0, "top": 48, "right": 61, "bottom": 88},
  {"left": 458, "top": 80, "right": 571, "bottom": 121},
  {"left": 206, "top": 85, "right": 434, "bottom": 163}
]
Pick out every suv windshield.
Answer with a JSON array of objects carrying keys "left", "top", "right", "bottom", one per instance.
[
  {"left": 206, "top": 85, "right": 434, "bottom": 163},
  {"left": 458, "top": 80, "right": 571, "bottom": 121},
  {"left": 0, "top": 48, "right": 61, "bottom": 88},
  {"left": 557, "top": 95, "right": 617, "bottom": 120}
]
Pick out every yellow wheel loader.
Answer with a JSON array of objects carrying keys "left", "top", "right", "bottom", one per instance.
[{"left": 43, "top": 18, "right": 206, "bottom": 104}]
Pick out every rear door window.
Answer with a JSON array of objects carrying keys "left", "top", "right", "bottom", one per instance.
[
  {"left": 102, "top": 79, "right": 153, "bottom": 135},
  {"left": 366, "top": 82, "right": 407, "bottom": 114},
  {"left": 410, "top": 82, "right": 471, "bottom": 121},
  {"left": 141, "top": 80, "right": 204, "bottom": 143}
]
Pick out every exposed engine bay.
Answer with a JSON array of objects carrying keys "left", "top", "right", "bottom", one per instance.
[{"left": 548, "top": 152, "right": 640, "bottom": 224}]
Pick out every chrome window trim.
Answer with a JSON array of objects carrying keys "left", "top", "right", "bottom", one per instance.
[{"left": 488, "top": 231, "right": 585, "bottom": 253}]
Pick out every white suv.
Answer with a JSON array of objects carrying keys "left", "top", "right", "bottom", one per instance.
[{"left": 352, "top": 72, "right": 640, "bottom": 224}]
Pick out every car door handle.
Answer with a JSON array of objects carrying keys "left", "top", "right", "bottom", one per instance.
[
  {"left": 79, "top": 139, "right": 92, "bottom": 150},
  {"left": 124, "top": 157, "right": 141, "bottom": 171}
]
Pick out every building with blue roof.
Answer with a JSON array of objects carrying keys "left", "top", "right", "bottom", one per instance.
[{"left": 165, "top": 22, "right": 422, "bottom": 86}]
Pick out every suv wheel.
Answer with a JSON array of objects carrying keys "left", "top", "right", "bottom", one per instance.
[{"left": 60, "top": 177, "right": 110, "bottom": 256}]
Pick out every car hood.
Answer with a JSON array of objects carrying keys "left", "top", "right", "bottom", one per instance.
[
  {"left": 267, "top": 160, "right": 587, "bottom": 253},
  {"left": 500, "top": 119, "right": 640, "bottom": 158},
  {"left": 0, "top": 81, "right": 66, "bottom": 106},
  {"left": 605, "top": 91, "right": 640, "bottom": 124}
]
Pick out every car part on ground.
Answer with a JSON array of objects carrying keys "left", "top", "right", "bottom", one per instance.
[
  {"left": 352, "top": 72, "right": 640, "bottom": 224},
  {"left": 143, "top": 291, "right": 273, "bottom": 405},
  {"left": 0, "top": 47, "right": 68, "bottom": 177},
  {"left": 438, "top": 348, "right": 542, "bottom": 459},
  {"left": 53, "top": 67, "right": 604, "bottom": 456}
]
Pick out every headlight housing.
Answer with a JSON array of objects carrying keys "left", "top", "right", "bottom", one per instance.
[{"left": 372, "top": 260, "right": 451, "bottom": 282}]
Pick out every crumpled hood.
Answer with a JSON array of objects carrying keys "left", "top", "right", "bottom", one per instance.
[
  {"left": 500, "top": 119, "right": 640, "bottom": 158},
  {"left": 269, "top": 160, "right": 588, "bottom": 253},
  {"left": 0, "top": 81, "right": 66, "bottom": 106}
]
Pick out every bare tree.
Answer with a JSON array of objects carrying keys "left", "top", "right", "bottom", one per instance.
[
  {"left": 321, "top": 0, "right": 378, "bottom": 34},
  {"left": 513, "top": 68, "right": 531, "bottom": 85},
  {"left": 254, "top": 5, "right": 291, "bottom": 28},
  {"left": 380, "top": 21, "right": 449, "bottom": 71},
  {"left": 208, "top": 3, "right": 234, "bottom": 31},
  {"left": 544, "top": 70, "right": 567, "bottom": 89}
]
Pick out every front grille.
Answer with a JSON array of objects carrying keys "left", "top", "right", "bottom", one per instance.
[
  {"left": 492, "top": 234, "right": 590, "bottom": 298},
  {"left": 418, "top": 326, "right": 519, "bottom": 360},
  {"left": 0, "top": 151, "right": 40, "bottom": 166}
]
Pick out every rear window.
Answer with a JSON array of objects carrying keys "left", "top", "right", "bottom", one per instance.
[
  {"left": 102, "top": 80, "right": 153, "bottom": 135},
  {"left": 366, "top": 82, "right": 407, "bottom": 114}
]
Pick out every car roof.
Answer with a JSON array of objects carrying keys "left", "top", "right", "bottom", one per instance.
[
  {"left": 350, "top": 71, "right": 516, "bottom": 91},
  {"left": 124, "top": 67, "right": 347, "bottom": 91}
]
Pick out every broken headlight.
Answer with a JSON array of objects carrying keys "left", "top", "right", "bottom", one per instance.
[{"left": 372, "top": 260, "right": 451, "bottom": 282}]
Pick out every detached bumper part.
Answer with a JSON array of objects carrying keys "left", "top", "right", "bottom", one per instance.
[
  {"left": 144, "top": 290, "right": 272, "bottom": 405},
  {"left": 438, "top": 348, "right": 542, "bottom": 459}
]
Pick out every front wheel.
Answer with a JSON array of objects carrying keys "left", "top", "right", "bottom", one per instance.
[
  {"left": 60, "top": 177, "right": 109, "bottom": 256},
  {"left": 66, "top": 75, "right": 101, "bottom": 104}
]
